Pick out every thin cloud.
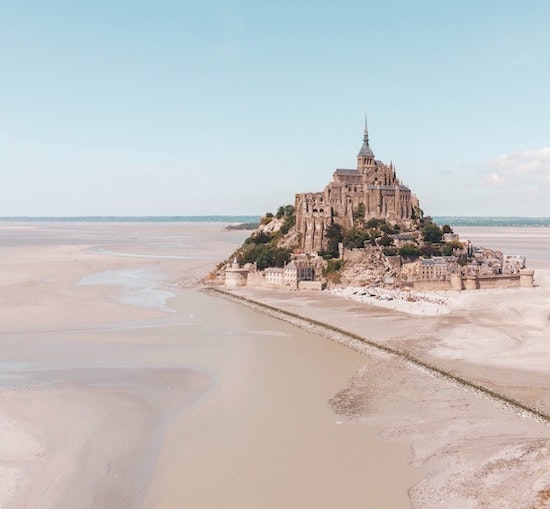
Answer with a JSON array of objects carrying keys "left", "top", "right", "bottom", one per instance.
[
  {"left": 482, "top": 172, "right": 507, "bottom": 186},
  {"left": 481, "top": 147, "right": 550, "bottom": 195}
]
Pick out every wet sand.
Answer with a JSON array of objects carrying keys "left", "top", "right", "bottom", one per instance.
[
  {"left": 0, "top": 222, "right": 419, "bottom": 509},
  {"left": 2, "top": 221, "right": 548, "bottom": 508},
  {"left": 224, "top": 225, "right": 550, "bottom": 507}
]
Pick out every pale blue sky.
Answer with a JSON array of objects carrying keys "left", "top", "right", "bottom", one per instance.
[{"left": 1, "top": 1, "right": 549, "bottom": 216}]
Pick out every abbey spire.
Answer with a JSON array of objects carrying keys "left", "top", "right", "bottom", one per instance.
[{"left": 357, "top": 114, "right": 375, "bottom": 172}]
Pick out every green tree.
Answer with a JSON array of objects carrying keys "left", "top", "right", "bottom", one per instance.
[
  {"left": 380, "top": 222, "right": 399, "bottom": 234},
  {"left": 421, "top": 243, "right": 441, "bottom": 257},
  {"left": 365, "top": 217, "right": 384, "bottom": 229},
  {"left": 273, "top": 248, "right": 291, "bottom": 267},
  {"left": 280, "top": 214, "right": 296, "bottom": 235},
  {"left": 353, "top": 203, "right": 366, "bottom": 222},
  {"left": 411, "top": 206, "right": 424, "bottom": 221},
  {"left": 399, "top": 244, "right": 422, "bottom": 258},
  {"left": 252, "top": 231, "right": 271, "bottom": 244},
  {"left": 343, "top": 227, "right": 369, "bottom": 248},
  {"left": 324, "top": 223, "right": 344, "bottom": 258},
  {"left": 284, "top": 204, "right": 295, "bottom": 216},
  {"left": 378, "top": 233, "right": 393, "bottom": 247},
  {"left": 276, "top": 204, "right": 295, "bottom": 219},
  {"left": 422, "top": 223, "right": 443, "bottom": 243},
  {"left": 441, "top": 240, "right": 463, "bottom": 256},
  {"left": 383, "top": 247, "right": 398, "bottom": 256}
]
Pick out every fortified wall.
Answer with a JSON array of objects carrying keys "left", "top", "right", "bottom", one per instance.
[
  {"left": 412, "top": 270, "right": 535, "bottom": 291},
  {"left": 295, "top": 120, "right": 419, "bottom": 252}
]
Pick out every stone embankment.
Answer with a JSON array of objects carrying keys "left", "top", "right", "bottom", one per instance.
[{"left": 206, "top": 286, "right": 550, "bottom": 424}]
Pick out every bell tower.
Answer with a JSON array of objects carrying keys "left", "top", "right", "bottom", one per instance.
[{"left": 357, "top": 114, "right": 375, "bottom": 173}]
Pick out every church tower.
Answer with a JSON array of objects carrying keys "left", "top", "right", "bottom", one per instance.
[{"left": 356, "top": 115, "right": 375, "bottom": 173}]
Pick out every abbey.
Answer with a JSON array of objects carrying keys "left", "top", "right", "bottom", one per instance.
[{"left": 295, "top": 119, "right": 419, "bottom": 252}]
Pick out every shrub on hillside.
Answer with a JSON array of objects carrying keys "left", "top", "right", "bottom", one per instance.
[
  {"left": 441, "top": 240, "right": 463, "bottom": 256},
  {"left": 399, "top": 243, "right": 422, "bottom": 258},
  {"left": 343, "top": 227, "right": 370, "bottom": 248},
  {"left": 422, "top": 223, "right": 443, "bottom": 243},
  {"left": 421, "top": 243, "right": 441, "bottom": 258}
]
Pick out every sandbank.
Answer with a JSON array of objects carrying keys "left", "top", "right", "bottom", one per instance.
[{"left": 0, "top": 221, "right": 419, "bottom": 509}]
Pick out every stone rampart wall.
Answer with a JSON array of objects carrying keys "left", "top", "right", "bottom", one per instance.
[
  {"left": 477, "top": 274, "right": 520, "bottom": 289},
  {"left": 412, "top": 280, "right": 451, "bottom": 291},
  {"left": 410, "top": 274, "right": 524, "bottom": 291},
  {"left": 246, "top": 271, "right": 265, "bottom": 288},
  {"left": 298, "top": 280, "right": 324, "bottom": 291}
]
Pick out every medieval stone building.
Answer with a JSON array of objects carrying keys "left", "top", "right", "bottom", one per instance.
[{"left": 295, "top": 119, "right": 419, "bottom": 252}]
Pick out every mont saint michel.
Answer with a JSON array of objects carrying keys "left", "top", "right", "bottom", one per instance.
[
  {"left": 295, "top": 119, "right": 419, "bottom": 252},
  {"left": 220, "top": 119, "right": 534, "bottom": 294}
]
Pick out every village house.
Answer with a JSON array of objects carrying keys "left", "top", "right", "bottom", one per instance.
[
  {"left": 418, "top": 257, "right": 452, "bottom": 281},
  {"left": 226, "top": 258, "right": 317, "bottom": 290},
  {"left": 264, "top": 267, "right": 284, "bottom": 286},
  {"left": 283, "top": 260, "right": 313, "bottom": 288}
]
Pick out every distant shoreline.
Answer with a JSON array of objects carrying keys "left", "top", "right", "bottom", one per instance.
[
  {"left": 0, "top": 215, "right": 262, "bottom": 223},
  {"left": 0, "top": 215, "right": 549, "bottom": 227},
  {"left": 433, "top": 216, "right": 550, "bottom": 227}
]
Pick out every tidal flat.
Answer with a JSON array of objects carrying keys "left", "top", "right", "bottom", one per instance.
[
  {"left": 0, "top": 222, "right": 415, "bottom": 509},
  {"left": 0, "top": 221, "right": 548, "bottom": 508}
]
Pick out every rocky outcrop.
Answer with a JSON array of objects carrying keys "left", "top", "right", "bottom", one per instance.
[{"left": 338, "top": 248, "right": 397, "bottom": 287}]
